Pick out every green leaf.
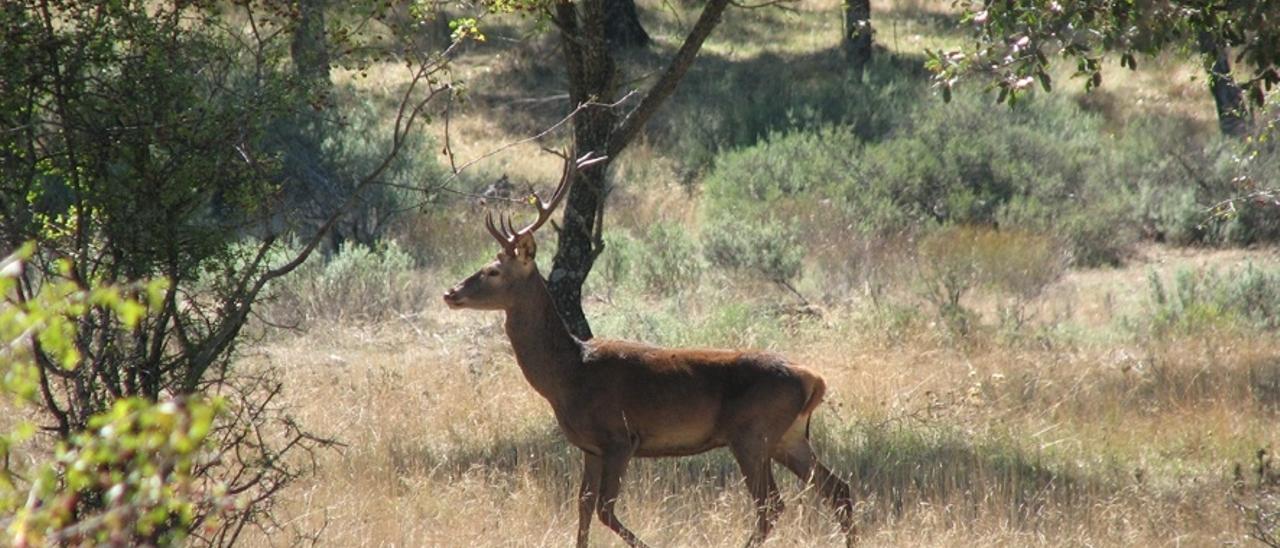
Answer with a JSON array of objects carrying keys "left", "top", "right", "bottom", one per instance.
[{"left": 118, "top": 301, "right": 147, "bottom": 329}]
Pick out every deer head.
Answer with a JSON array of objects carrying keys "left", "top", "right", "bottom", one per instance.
[{"left": 443, "top": 152, "right": 603, "bottom": 311}]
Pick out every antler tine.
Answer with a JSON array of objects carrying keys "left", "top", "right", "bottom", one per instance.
[
  {"left": 484, "top": 211, "right": 516, "bottom": 254},
  {"left": 502, "top": 151, "right": 610, "bottom": 240},
  {"left": 503, "top": 214, "right": 517, "bottom": 240},
  {"left": 514, "top": 155, "right": 577, "bottom": 236},
  {"left": 543, "top": 151, "right": 605, "bottom": 215}
]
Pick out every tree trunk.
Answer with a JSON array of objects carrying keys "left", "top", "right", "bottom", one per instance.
[
  {"left": 291, "top": 0, "right": 331, "bottom": 87},
  {"left": 548, "top": 0, "right": 732, "bottom": 339},
  {"left": 549, "top": 0, "right": 617, "bottom": 340},
  {"left": 548, "top": 163, "right": 610, "bottom": 339},
  {"left": 289, "top": 0, "right": 344, "bottom": 253},
  {"left": 843, "top": 0, "right": 872, "bottom": 74},
  {"left": 1199, "top": 33, "right": 1250, "bottom": 137},
  {"left": 605, "top": 0, "right": 651, "bottom": 51}
]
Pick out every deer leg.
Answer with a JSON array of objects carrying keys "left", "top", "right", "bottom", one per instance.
[
  {"left": 596, "top": 446, "right": 648, "bottom": 548},
  {"left": 731, "top": 440, "right": 784, "bottom": 547},
  {"left": 775, "top": 438, "right": 857, "bottom": 547},
  {"left": 577, "top": 452, "right": 603, "bottom": 548}
]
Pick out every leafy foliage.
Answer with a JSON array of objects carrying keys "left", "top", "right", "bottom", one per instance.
[
  {"left": 0, "top": 1, "right": 452, "bottom": 543},
  {"left": 927, "top": 0, "right": 1280, "bottom": 106},
  {"left": 1, "top": 247, "right": 220, "bottom": 546},
  {"left": 702, "top": 95, "right": 1138, "bottom": 266},
  {"left": 11, "top": 398, "right": 222, "bottom": 547}
]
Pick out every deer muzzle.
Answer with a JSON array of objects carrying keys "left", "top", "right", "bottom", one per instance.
[{"left": 442, "top": 287, "right": 465, "bottom": 308}]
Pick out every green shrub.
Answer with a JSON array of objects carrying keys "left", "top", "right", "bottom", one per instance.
[
  {"left": 637, "top": 222, "right": 704, "bottom": 296},
  {"left": 1, "top": 247, "right": 219, "bottom": 546},
  {"left": 591, "top": 297, "right": 786, "bottom": 350},
  {"left": 1148, "top": 263, "right": 1280, "bottom": 336},
  {"left": 267, "top": 240, "right": 425, "bottom": 322},
  {"left": 701, "top": 125, "right": 863, "bottom": 218},
  {"left": 274, "top": 87, "right": 446, "bottom": 246},
  {"left": 587, "top": 230, "right": 642, "bottom": 299},
  {"left": 1117, "top": 121, "right": 1280, "bottom": 247},
  {"left": 702, "top": 93, "right": 1141, "bottom": 268},
  {"left": 1000, "top": 195, "right": 1135, "bottom": 267},
  {"left": 664, "top": 54, "right": 927, "bottom": 172},
  {"left": 702, "top": 216, "right": 804, "bottom": 284},
  {"left": 686, "top": 301, "right": 786, "bottom": 350},
  {"left": 692, "top": 62, "right": 1280, "bottom": 264}
]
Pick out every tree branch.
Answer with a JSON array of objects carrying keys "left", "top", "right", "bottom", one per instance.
[{"left": 608, "top": 0, "right": 732, "bottom": 157}]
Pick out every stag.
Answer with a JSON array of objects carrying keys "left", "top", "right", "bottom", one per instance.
[{"left": 443, "top": 154, "right": 856, "bottom": 547}]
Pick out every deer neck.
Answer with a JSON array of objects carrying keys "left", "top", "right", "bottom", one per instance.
[{"left": 503, "top": 274, "right": 582, "bottom": 407}]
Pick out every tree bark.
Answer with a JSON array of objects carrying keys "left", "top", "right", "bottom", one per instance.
[
  {"left": 605, "top": 0, "right": 651, "bottom": 51},
  {"left": 548, "top": 0, "right": 731, "bottom": 339},
  {"left": 843, "top": 0, "right": 872, "bottom": 74},
  {"left": 291, "top": 0, "right": 331, "bottom": 87},
  {"left": 549, "top": 0, "right": 616, "bottom": 340},
  {"left": 1199, "top": 33, "right": 1250, "bottom": 137},
  {"left": 289, "top": 0, "right": 344, "bottom": 253}
]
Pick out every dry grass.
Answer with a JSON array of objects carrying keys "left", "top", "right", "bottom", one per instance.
[{"left": 232, "top": 245, "right": 1280, "bottom": 546}]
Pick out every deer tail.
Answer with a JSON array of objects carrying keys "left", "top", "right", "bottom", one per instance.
[{"left": 800, "top": 372, "right": 827, "bottom": 440}]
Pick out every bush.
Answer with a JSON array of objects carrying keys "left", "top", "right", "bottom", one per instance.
[
  {"left": 999, "top": 195, "right": 1134, "bottom": 267},
  {"left": 0, "top": 5, "right": 358, "bottom": 542},
  {"left": 321, "top": 89, "right": 447, "bottom": 244},
  {"left": 1148, "top": 263, "right": 1280, "bottom": 336},
  {"left": 702, "top": 94, "right": 1140, "bottom": 268},
  {"left": 1118, "top": 120, "right": 1280, "bottom": 247},
  {"left": 915, "top": 225, "right": 1067, "bottom": 335},
  {"left": 702, "top": 216, "right": 804, "bottom": 284},
  {"left": 266, "top": 240, "right": 424, "bottom": 323},
  {"left": 1, "top": 247, "right": 220, "bottom": 546},
  {"left": 695, "top": 68, "right": 1280, "bottom": 269},
  {"left": 636, "top": 222, "right": 704, "bottom": 296},
  {"left": 663, "top": 53, "right": 928, "bottom": 173},
  {"left": 592, "top": 230, "right": 642, "bottom": 299},
  {"left": 915, "top": 226, "right": 985, "bottom": 335}
]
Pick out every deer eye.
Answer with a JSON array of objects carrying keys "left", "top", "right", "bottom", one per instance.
[{"left": 486, "top": 270, "right": 500, "bottom": 277}]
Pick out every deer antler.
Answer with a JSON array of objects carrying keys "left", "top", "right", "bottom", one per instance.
[{"left": 485, "top": 151, "right": 606, "bottom": 255}]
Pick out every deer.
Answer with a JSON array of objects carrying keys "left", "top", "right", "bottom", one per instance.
[{"left": 442, "top": 153, "right": 857, "bottom": 548}]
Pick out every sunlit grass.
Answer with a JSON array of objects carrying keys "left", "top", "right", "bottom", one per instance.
[{"left": 231, "top": 244, "right": 1280, "bottom": 546}]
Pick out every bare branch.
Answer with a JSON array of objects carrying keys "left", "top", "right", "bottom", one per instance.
[
  {"left": 443, "top": 91, "right": 637, "bottom": 180},
  {"left": 609, "top": 0, "right": 733, "bottom": 157},
  {"left": 728, "top": 0, "right": 798, "bottom": 11}
]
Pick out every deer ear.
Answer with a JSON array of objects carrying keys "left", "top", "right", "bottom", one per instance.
[{"left": 515, "top": 233, "right": 537, "bottom": 261}]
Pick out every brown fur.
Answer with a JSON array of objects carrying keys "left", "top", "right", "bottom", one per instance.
[{"left": 444, "top": 229, "right": 856, "bottom": 547}]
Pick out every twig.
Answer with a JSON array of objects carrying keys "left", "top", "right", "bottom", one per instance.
[
  {"left": 775, "top": 279, "right": 812, "bottom": 307},
  {"left": 440, "top": 90, "right": 638, "bottom": 180},
  {"left": 729, "top": 0, "right": 798, "bottom": 11}
]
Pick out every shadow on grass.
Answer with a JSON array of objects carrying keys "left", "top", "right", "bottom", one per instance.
[
  {"left": 814, "top": 418, "right": 1096, "bottom": 527},
  {"left": 395, "top": 415, "right": 1105, "bottom": 530},
  {"left": 461, "top": 39, "right": 936, "bottom": 172}
]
